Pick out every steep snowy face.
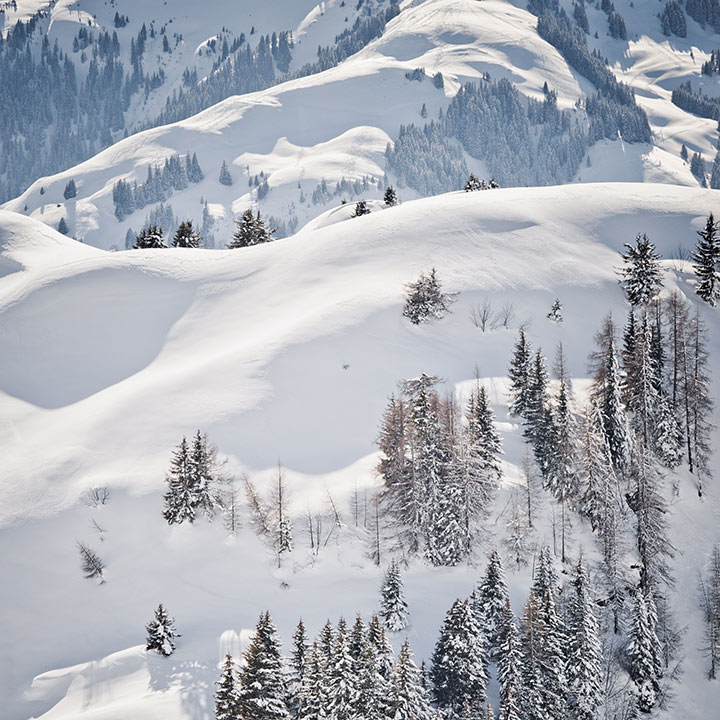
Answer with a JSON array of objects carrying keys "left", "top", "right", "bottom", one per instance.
[{"left": 7, "top": 0, "right": 720, "bottom": 250}]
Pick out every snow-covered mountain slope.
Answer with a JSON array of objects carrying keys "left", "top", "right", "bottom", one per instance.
[
  {"left": 1, "top": 182, "right": 719, "bottom": 719},
  {"left": 8, "top": 0, "right": 720, "bottom": 250}
]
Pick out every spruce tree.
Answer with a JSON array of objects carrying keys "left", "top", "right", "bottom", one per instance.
[
  {"left": 238, "top": 612, "right": 290, "bottom": 720},
  {"left": 518, "top": 592, "right": 545, "bottom": 720},
  {"left": 601, "top": 338, "right": 632, "bottom": 473},
  {"left": 626, "top": 313, "right": 659, "bottom": 447},
  {"left": 693, "top": 213, "right": 720, "bottom": 305},
  {"left": 465, "top": 383, "right": 503, "bottom": 480},
  {"left": 134, "top": 225, "right": 166, "bottom": 249},
  {"left": 172, "top": 220, "right": 202, "bottom": 247},
  {"left": 145, "top": 604, "right": 179, "bottom": 656},
  {"left": 567, "top": 560, "right": 602, "bottom": 720},
  {"left": 220, "top": 160, "right": 234, "bottom": 187},
  {"left": 524, "top": 349, "right": 549, "bottom": 442},
  {"left": 380, "top": 559, "right": 409, "bottom": 631},
  {"left": 431, "top": 599, "right": 488, "bottom": 714},
  {"left": 326, "top": 631, "right": 358, "bottom": 720},
  {"left": 402, "top": 269, "right": 453, "bottom": 324},
  {"left": 229, "top": 209, "right": 274, "bottom": 248},
  {"left": 63, "top": 179, "right": 77, "bottom": 199},
  {"left": 384, "top": 186, "right": 398, "bottom": 206},
  {"left": 536, "top": 589, "right": 568, "bottom": 720},
  {"left": 351, "top": 200, "right": 371, "bottom": 217},
  {"left": 354, "top": 641, "right": 391, "bottom": 720},
  {"left": 619, "top": 233, "right": 663, "bottom": 306},
  {"left": 627, "top": 589, "right": 662, "bottom": 713},
  {"left": 496, "top": 599, "right": 523, "bottom": 720},
  {"left": 532, "top": 547, "right": 558, "bottom": 601},
  {"left": 508, "top": 329, "right": 532, "bottom": 418},
  {"left": 349, "top": 615, "right": 368, "bottom": 671},
  {"left": 473, "top": 550, "right": 510, "bottom": 653},
  {"left": 390, "top": 640, "right": 433, "bottom": 720},
  {"left": 299, "top": 642, "right": 327, "bottom": 720},
  {"left": 216, "top": 654, "right": 240, "bottom": 720},
  {"left": 163, "top": 437, "right": 195, "bottom": 524},
  {"left": 190, "top": 430, "right": 217, "bottom": 519},
  {"left": 57, "top": 217, "right": 69, "bottom": 235}
]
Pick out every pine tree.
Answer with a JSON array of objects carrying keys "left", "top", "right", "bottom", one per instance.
[
  {"left": 145, "top": 604, "right": 179, "bottom": 656},
  {"left": 216, "top": 654, "right": 241, "bottom": 720},
  {"left": 238, "top": 612, "right": 290, "bottom": 720},
  {"left": 567, "top": 560, "right": 602, "bottom": 720},
  {"left": 134, "top": 225, "right": 166, "bottom": 249},
  {"left": 508, "top": 329, "right": 532, "bottom": 418},
  {"left": 431, "top": 599, "right": 488, "bottom": 714},
  {"left": 402, "top": 269, "right": 453, "bottom": 324},
  {"left": 390, "top": 640, "right": 433, "bottom": 720},
  {"left": 220, "top": 160, "right": 234, "bottom": 187},
  {"left": 619, "top": 234, "right": 663, "bottom": 306},
  {"left": 384, "top": 186, "right": 398, "bottom": 206},
  {"left": 172, "top": 220, "right": 202, "bottom": 247},
  {"left": 351, "top": 200, "right": 371, "bottom": 217},
  {"left": 380, "top": 559, "right": 409, "bottom": 631},
  {"left": 627, "top": 589, "right": 662, "bottom": 713},
  {"left": 163, "top": 436, "right": 195, "bottom": 524}
]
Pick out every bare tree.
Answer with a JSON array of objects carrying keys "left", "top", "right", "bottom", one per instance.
[
  {"left": 244, "top": 476, "right": 272, "bottom": 536},
  {"left": 81, "top": 486, "right": 111, "bottom": 507},
  {"left": 223, "top": 476, "right": 241, "bottom": 536},
  {"left": 272, "top": 462, "right": 293, "bottom": 565},
  {"left": 498, "top": 301, "right": 516, "bottom": 329},
  {"left": 469, "top": 298, "right": 494, "bottom": 332}
]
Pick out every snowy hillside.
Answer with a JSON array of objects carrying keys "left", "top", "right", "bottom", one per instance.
[
  {"left": 9, "top": 0, "right": 720, "bottom": 249},
  {"left": 1, "top": 181, "right": 720, "bottom": 719}
]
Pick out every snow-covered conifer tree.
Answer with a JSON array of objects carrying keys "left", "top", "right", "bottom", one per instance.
[
  {"left": 496, "top": 599, "right": 523, "bottom": 720},
  {"left": 473, "top": 550, "right": 509, "bottom": 652},
  {"left": 384, "top": 186, "right": 398, "bottom": 206},
  {"left": 216, "top": 654, "right": 240, "bottom": 720},
  {"left": 238, "top": 612, "right": 290, "bottom": 720},
  {"left": 220, "top": 160, "right": 234, "bottom": 186},
  {"left": 134, "top": 225, "right": 166, "bottom": 248},
  {"left": 163, "top": 436, "right": 195, "bottom": 524},
  {"left": 327, "top": 631, "right": 358, "bottom": 720},
  {"left": 627, "top": 589, "right": 662, "bottom": 713},
  {"left": 145, "top": 604, "right": 179, "bottom": 656},
  {"left": 380, "top": 559, "right": 409, "bottom": 631},
  {"left": 619, "top": 233, "right": 663, "bottom": 306},
  {"left": 431, "top": 599, "right": 488, "bottom": 714},
  {"left": 508, "top": 329, "right": 532, "bottom": 418},
  {"left": 692, "top": 213, "right": 720, "bottom": 305},
  {"left": 299, "top": 642, "right": 327, "bottom": 720},
  {"left": 567, "top": 560, "right": 602, "bottom": 720},
  {"left": 172, "top": 220, "right": 202, "bottom": 247},
  {"left": 402, "top": 269, "right": 453, "bottom": 325},
  {"left": 351, "top": 200, "right": 371, "bottom": 217},
  {"left": 390, "top": 640, "right": 433, "bottom": 720}
]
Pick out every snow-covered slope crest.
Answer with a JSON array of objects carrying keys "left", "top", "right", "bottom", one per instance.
[
  {"left": 0, "top": 181, "right": 716, "bottom": 522},
  {"left": 1, "top": 182, "right": 720, "bottom": 720},
  {"left": 2, "top": 0, "right": 595, "bottom": 250}
]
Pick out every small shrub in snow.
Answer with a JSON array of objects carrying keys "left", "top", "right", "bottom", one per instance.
[{"left": 351, "top": 199, "right": 371, "bottom": 217}]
